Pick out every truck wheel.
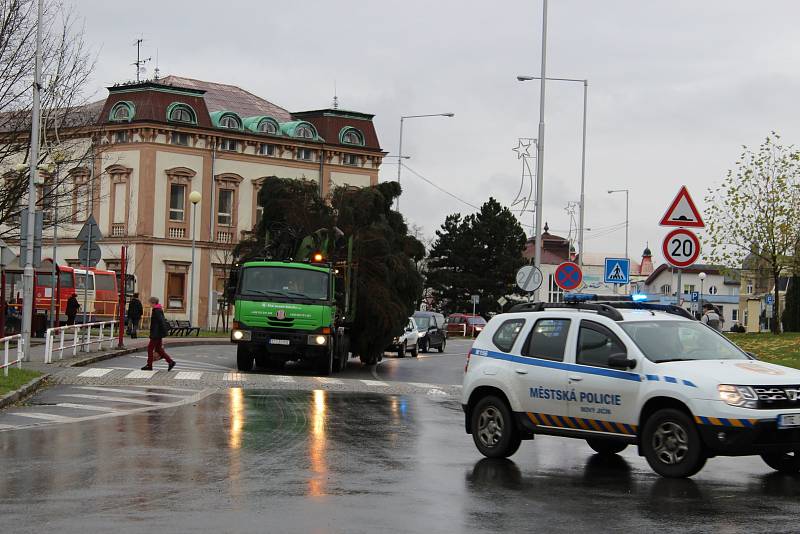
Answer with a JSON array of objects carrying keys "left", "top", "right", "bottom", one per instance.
[
  {"left": 471, "top": 395, "right": 521, "bottom": 458},
  {"left": 586, "top": 438, "right": 628, "bottom": 456},
  {"left": 236, "top": 345, "right": 254, "bottom": 372},
  {"left": 438, "top": 338, "right": 446, "bottom": 353},
  {"left": 397, "top": 343, "right": 406, "bottom": 358},
  {"left": 360, "top": 353, "right": 378, "bottom": 365},
  {"left": 411, "top": 343, "right": 419, "bottom": 358},
  {"left": 317, "top": 349, "right": 333, "bottom": 376},
  {"left": 761, "top": 451, "right": 800, "bottom": 473},
  {"left": 642, "top": 408, "right": 707, "bottom": 478}
]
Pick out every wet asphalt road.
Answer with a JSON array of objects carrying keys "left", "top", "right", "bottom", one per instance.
[{"left": 3, "top": 388, "right": 800, "bottom": 533}]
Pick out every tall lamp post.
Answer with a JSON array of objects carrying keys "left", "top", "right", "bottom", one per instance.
[
  {"left": 517, "top": 75, "right": 588, "bottom": 268},
  {"left": 396, "top": 112, "right": 454, "bottom": 211},
  {"left": 607, "top": 189, "right": 630, "bottom": 259},
  {"left": 188, "top": 191, "right": 201, "bottom": 326},
  {"left": 698, "top": 271, "right": 706, "bottom": 318}
]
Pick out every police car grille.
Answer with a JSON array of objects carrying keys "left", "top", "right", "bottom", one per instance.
[{"left": 754, "top": 386, "right": 800, "bottom": 409}]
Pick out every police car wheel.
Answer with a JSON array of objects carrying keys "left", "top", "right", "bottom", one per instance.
[
  {"left": 471, "top": 396, "right": 521, "bottom": 458},
  {"left": 761, "top": 451, "right": 800, "bottom": 473},
  {"left": 586, "top": 438, "right": 628, "bottom": 456},
  {"left": 642, "top": 409, "right": 706, "bottom": 478}
]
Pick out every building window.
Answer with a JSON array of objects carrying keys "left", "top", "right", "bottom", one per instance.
[
  {"left": 732, "top": 309, "right": 738, "bottom": 322},
  {"left": 683, "top": 284, "right": 695, "bottom": 294},
  {"left": 255, "top": 203, "right": 263, "bottom": 226},
  {"left": 218, "top": 189, "right": 233, "bottom": 226},
  {"left": 219, "top": 138, "right": 238, "bottom": 152},
  {"left": 258, "top": 118, "right": 278, "bottom": 134},
  {"left": 259, "top": 143, "right": 276, "bottom": 156},
  {"left": 295, "top": 124, "right": 316, "bottom": 139},
  {"left": 342, "top": 153, "right": 359, "bottom": 166},
  {"left": 110, "top": 101, "right": 134, "bottom": 122},
  {"left": 166, "top": 272, "right": 186, "bottom": 310},
  {"left": 167, "top": 103, "right": 197, "bottom": 124},
  {"left": 746, "top": 283, "right": 753, "bottom": 294},
  {"left": 340, "top": 127, "right": 364, "bottom": 146},
  {"left": 547, "top": 273, "right": 564, "bottom": 303},
  {"left": 660, "top": 284, "right": 672, "bottom": 295},
  {"left": 171, "top": 132, "right": 189, "bottom": 146},
  {"left": 115, "top": 131, "right": 128, "bottom": 143},
  {"left": 744, "top": 310, "right": 749, "bottom": 326},
  {"left": 219, "top": 114, "right": 242, "bottom": 129},
  {"left": 708, "top": 285, "right": 718, "bottom": 295},
  {"left": 296, "top": 148, "right": 314, "bottom": 161},
  {"left": 169, "top": 184, "right": 186, "bottom": 221}
]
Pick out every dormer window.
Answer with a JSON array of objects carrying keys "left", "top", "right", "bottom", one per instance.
[
  {"left": 110, "top": 101, "right": 134, "bottom": 122},
  {"left": 217, "top": 112, "right": 242, "bottom": 130},
  {"left": 167, "top": 103, "right": 197, "bottom": 124},
  {"left": 340, "top": 127, "right": 364, "bottom": 146},
  {"left": 295, "top": 124, "right": 315, "bottom": 139},
  {"left": 257, "top": 118, "right": 278, "bottom": 134}
]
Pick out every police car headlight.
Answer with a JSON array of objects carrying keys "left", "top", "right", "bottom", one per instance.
[
  {"left": 232, "top": 329, "right": 251, "bottom": 341},
  {"left": 718, "top": 385, "right": 758, "bottom": 408}
]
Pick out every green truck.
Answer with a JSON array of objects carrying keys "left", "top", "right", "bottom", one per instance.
[{"left": 228, "top": 252, "right": 355, "bottom": 375}]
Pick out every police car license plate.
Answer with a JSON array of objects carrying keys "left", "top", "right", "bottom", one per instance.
[
  {"left": 269, "top": 339, "right": 290, "bottom": 346},
  {"left": 777, "top": 414, "right": 800, "bottom": 429}
]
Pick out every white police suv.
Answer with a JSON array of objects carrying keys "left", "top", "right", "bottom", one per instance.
[{"left": 461, "top": 296, "right": 800, "bottom": 478}]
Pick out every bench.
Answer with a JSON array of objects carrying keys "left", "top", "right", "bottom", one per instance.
[{"left": 169, "top": 319, "right": 200, "bottom": 337}]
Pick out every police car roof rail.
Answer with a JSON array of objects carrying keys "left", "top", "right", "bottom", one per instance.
[
  {"left": 508, "top": 302, "right": 625, "bottom": 321},
  {"left": 597, "top": 302, "right": 695, "bottom": 320}
]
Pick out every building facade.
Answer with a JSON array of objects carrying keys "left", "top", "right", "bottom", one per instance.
[{"left": 6, "top": 76, "right": 385, "bottom": 327}]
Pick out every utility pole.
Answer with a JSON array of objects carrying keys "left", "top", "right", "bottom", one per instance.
[
  {"left": 21, "top": 0, "right": 44, "bottom": 361},
  {"left": 533, "top": 0, "right": 548, "bottom": 300}
]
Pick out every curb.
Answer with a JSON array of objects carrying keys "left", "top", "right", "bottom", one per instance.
[
  {"left": 0, "top": 374, "right": 50, "bottom": 409},
  {"left": 68, "top": 339, "right": 231, "bottom": 367}
]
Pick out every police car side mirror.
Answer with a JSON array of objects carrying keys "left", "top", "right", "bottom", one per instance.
[{"left": 608, "top": 353, "right": 636, "bottom": 370}]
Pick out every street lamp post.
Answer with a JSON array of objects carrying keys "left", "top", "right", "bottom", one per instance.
[
  {"left": 396, "top": 113, "right": 454, "bottom": 211},
  {"left": 516, "top": 75, "right": 588, "bottom": 268},
  {"left": 607, "top": 189, "right": 630, "bottom": 259},
  {"left": 699, "top": 271, "right": 706, "bottom": 317},
  {"left": 188, "top": 191, "right": 201, "bottom": 326}
]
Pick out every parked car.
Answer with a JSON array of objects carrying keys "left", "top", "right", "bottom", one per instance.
[
  {"left": 390, "top": 317, "right": 419, "bottom": 358},
  {"left": 446, "top": 313, "right": 487, "bottom": 337},
  {"left": 412, "top": 310, "right": 447, "bottom": 353}
]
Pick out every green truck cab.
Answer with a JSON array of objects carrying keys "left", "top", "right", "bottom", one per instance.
[{"left": 229, "top": 260, "right": 351, "bottom": 375}]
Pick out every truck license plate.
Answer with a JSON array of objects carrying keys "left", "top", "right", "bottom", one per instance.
[
  {"left": 777, "top": 414, "right": 800, "bottom": 429},
  {"left": 269, "top": 339, "right": 290, "bottom": 346}
]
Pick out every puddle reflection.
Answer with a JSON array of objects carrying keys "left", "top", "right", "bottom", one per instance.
[{"left": 308, "top": 389, "right": 327, "bottom": 497}]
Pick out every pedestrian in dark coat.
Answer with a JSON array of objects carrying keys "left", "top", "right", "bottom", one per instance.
[
  {"left": 66, "top": 293, "right": 80, "bottom": 325},
  {"left": 141, "top": 296, "right": 175, "bottom": 371},
  {"left": 127, "top": 293, "right": 143, "bottom": 338}
]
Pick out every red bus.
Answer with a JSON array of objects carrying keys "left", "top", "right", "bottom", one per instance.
[{"left": 33, "top": 265, "right": 119, "bottom": 324}]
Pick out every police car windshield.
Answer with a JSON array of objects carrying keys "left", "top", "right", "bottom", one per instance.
[{"left": 620, "top": 321, "right": 748, "bottom": 363}]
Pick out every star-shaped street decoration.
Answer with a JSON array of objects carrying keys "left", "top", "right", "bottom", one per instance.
[{"left": 512, "top": 138, "right": 532, "bottom": 159}]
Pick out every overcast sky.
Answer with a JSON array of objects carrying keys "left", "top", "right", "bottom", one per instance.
[{"left": 78, "top": 0, "right": 800, "bottom": 264}]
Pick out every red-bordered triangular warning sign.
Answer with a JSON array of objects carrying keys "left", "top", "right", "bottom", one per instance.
[{"left": 659, "top": 186, "right": 705, "bottom": 228}]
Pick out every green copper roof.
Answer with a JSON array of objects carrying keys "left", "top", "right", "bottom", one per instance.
[
  {"left": 210, "top": 110, "right": 243, "bottom": 130},
  {"left": 279, "top": 120, "right": 321, "bottom": 141},
  {"left": 243, "top": 115, "right": 280, "bottom": 134}
]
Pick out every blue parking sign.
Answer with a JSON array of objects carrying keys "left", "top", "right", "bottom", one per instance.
[
  {"left": 604, "top": 258, "right": 630, "bottom": 285},
  {"left": 690, "top": 291, "right": 699, "bottom": 302},
  {"left": 766, "top": 294, "right": 775, "bottom": 305}
]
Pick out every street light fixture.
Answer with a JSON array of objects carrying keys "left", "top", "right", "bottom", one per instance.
[
  {"left": 188, "top": 190, "right": 201, "bottom": 326},
  {"left": 607, "top": 189, "right": 630, "bottom": 259},
  {"left": 698, "top": 271, "right": 706, "bottom": 313},
  {"left": 396, "top": 112, "right": 455, "bottom": 211},
  {"left": 517, "top": 75, "right": 588, "bottom": 268}
]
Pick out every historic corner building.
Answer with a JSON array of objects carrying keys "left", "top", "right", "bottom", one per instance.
[{"left": 16, "top": 75, "right": 385, "bottom": 327}]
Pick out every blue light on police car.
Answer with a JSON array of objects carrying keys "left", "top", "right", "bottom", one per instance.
[
  {"left": 564, "top": 293, "right": 596, "bottom": 302},
  {"left": 631, "top": 293, "right": 648, "bottom": 302}
]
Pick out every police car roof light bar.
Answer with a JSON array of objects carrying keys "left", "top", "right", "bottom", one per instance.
[{"left": 509, "top": 301, "right": 625, "bottom": 321}]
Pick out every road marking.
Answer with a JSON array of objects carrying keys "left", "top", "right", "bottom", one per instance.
[
  {"left": 77, "top": 368, "right": 113, "bottom": 378},
  {"left": 223, "top": 373, "right": 246, "bottom": 382},
  {"left": 74, "top": 386, "right": 187, "bottom": 398},
  {"left": 7, "top": 412, "right": 74, "bottom": 422},
  {"left": 0, "top": 423, "right": 17, "bottom": 429},
  {"left": 361, "top": 380, "right": 388, "bottom": 387},
  {"left": 316, "top": 377, "right": 342, "bottom": 384},
  {"left": 125, "top": 370, "right": 158, "bottom": 379},
  {"left": 127, "top": 384, "right": 203, "bottom": 393},
  {"left": 60, "top": 393, "right": 162, "bottom": 406},
  {"left": 174, "top": 371, "right": 202, "bottom": 380},
  {"left": 56, "top": 403, "right": 120, "bottom": 413},
  {"left": 272, "top": 375, "right": 295, "bottom": 383},
  {"left": 409, "top": 382, "right": 435, "bottom": 389}
]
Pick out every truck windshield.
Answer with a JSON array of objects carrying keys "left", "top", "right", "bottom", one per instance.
[
  {"left": 239, "top": 266, "right": 329, "bottom": 301},
  {"left": 620, "top": 321, "right": 749, "bottom": 363}
]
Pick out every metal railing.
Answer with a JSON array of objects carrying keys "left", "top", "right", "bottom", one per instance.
[
  {"left": 0, "top": 334, "right": 22, "bottom": 376},
  {"left": 44, "top": 320, "right": 118, "bottom": 364}
]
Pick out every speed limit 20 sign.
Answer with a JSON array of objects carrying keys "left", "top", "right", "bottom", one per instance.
[{"left": 662, "top": 228, "right": 700, "bottom": 268}]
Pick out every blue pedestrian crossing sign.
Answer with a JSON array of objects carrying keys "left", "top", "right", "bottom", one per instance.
[{"left": 604, "top": 258, "right": 630, "bottom": 285}]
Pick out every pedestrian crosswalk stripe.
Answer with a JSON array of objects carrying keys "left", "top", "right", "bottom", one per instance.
[
  {"left": 272, "top": 375, "right": 295, "bottom": 383},
  {"left": 174, "top": 371, "right": 202, "bottom": 380},
  {"left": 7, "top": 412, "right": 74, "bottom": 422},
  {"left": 75, "top": 386, "right": 187, "bottom": 398},
  {"left": 361, "top": 380, "right": 388, "bottom": 386},
  {"left": 56, "top": 403, "right": 120, "bottom": 413},
  {"left": 61, "top": 393, "right": 162, "bottom": 406},
  {"left": 316, "top": 377, "right": 342, "bottom": 384},
  {"left": 409, "top": 382, "right": 434, "bottom": 389},
  {"left": 125, "top": 370, "right": 158, "bottom": 379},
  {"left": 223, "top": 373, "right": 246, "bottom": 382},
  {"left": 77, "top": 368, "right": 113, "bottom": 378}
]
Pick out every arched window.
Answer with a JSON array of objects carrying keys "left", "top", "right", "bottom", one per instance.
[
  {"left": 167, "top": 103, "right": 197, "bottom": 124},
  {"left": 110, "top": 102, "right": 134, "bottom": 122},
  {"left": 257, "top": 118, "right": 278, "bottom": 134},
  {"left": 340, "top": 127, "right": 364, "bottom": 146},
  {"left": 220, "top": 115, "right": 239, "bottom": 129},
  {"left": 295, "top": 124, "right": 316, "bottom": 139}
]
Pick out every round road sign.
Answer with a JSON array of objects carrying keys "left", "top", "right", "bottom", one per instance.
[
  {"left": 662, "top": 228, "right": 700, "bottom": 268},
  {"left": 515, "top": 265, "right": 543, "bottom": 292},
  {"left": 554, "top": 261, "right": 583, "bottom": 291}
]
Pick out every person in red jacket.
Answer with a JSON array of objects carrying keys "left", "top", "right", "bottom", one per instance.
[{"left": 141, "top": 297, "right": 175, "bottom": 371}]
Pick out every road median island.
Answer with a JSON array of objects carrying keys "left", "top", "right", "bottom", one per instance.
[{"left": 0, "top": 369, "right": 48, "bottom": 409}]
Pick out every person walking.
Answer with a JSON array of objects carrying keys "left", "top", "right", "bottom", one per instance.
[
  {"left": 66, "top": 293, "right": 80, "bottom": 326},
  {"left": 701, "top": 303, "right": 722, "bottom": 332},
  {"left": 141, "top": 296, "right": 175, "bottom": 371},
  {"left": 127, "top": 293, "right": 143, "bottom": 338}
]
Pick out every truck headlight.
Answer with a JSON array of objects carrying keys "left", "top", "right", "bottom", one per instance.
[
  {"left": 232, "top": 329, "right": 251, "bottom": 341},
  {"left": 718, "top": 384, "right": 758, "bottom": 408},
  {"left": 308, "top": 335, "right": 328, "bottom": 346}
]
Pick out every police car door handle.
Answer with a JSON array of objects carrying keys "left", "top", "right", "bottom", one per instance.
[
  {"left": 568, "top": 375, "right": 583, "bottom": 382},
  {"left": 514, "top": 369, "right": 528, "bottom": 375}
]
